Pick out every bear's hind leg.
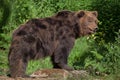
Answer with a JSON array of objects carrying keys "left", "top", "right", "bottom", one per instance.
[{"left": 9, "top": 56, "right": 28, "bottom": 78}]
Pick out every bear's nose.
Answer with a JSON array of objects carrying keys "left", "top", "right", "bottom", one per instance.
[{"left": 94, "top": 27, "right": 98, "bottom": 32}]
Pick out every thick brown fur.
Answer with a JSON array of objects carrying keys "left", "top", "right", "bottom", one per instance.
[{"left": 8, "top": 10, "right": 98, "bottom": 78}]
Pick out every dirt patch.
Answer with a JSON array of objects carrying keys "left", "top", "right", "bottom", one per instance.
[{"left": 0, "top": 69, "right": 89, "bottom": 80}]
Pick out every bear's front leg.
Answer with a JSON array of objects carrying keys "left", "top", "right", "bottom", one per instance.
[{"left": 51, "top": 39, "right": 74, "bottom": 71}]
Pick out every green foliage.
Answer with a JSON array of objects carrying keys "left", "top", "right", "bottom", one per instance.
[
  {"left": 0, "top": 50, "right": 8, "bottom": 75},
  {"left": 68, "top": 37, "right": 90, "bottom": 69},
  {"left": 68, "top": 37, "right": 104, "bottom": 72},
  {"left": 90, "top": 0, "right": 120, "bottom": 43},
  {"left": 70, "top": 32, "right": 120, "bottom": 75},
  {"left": 99, "top": 32, "right": 120, "bottom": 74},
  {"left": 0, "top": 0, "right": 11, "bottom": 31}
]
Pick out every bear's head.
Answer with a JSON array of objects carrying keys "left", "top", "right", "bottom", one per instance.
[
  {"left": 74, "top": 10, "right": 98, "bottom": 37},
  {"left": 55, "top": 10, "right": 98, "bottom": 37}
]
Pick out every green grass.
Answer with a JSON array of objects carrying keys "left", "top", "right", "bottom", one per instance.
[
  {"left": 0, "top": 50, "right": 9, "bottom": 75},
  {"left": 27, "top": 57, "right": 52, "bottom": 74},
  {"left": 69, "top": 37, "right": 89, "bottom": 65}
]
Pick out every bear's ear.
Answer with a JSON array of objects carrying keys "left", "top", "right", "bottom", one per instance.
[
  {"left": 92, "top": 11, "right": 98, "bottom": 17},
  {"left": 77, "top": 10, "right": 85, "bottom": 18},
  {"left": 56, "top": 10, "right": 72, "bottom": 17}
]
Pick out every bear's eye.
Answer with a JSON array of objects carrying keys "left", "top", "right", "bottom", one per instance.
[{"left": 88, "top": 20, "right": 93, "bottom": 22}]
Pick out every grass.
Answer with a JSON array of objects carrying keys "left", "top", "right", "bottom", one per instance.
[
  {"left": 69, "top": 37, "right": 89, "bottom": 66},
  {"left": 27, "top": 57, "right": 52, "bottom": 74},
  {"left": 0, "top": 49, "right": 8, "bottom": 75}
]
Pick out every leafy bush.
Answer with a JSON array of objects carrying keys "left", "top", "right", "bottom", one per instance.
[
  {"left": 100, "top": 31, "right": 120, "bottom": 74},
  {"left": 70, "top": 31, "right": 120, "bottom": 75},
  {"left": 69, "top": 37, "right": 104, "bottom": 72},
  {"left": 0, "top": 0, "right": 11, "bottom": 31},
  {"left": 90, "top": 0, "right": 120, "bottom": 43}
]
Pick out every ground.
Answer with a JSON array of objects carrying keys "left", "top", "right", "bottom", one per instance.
[
  {"left": 0, "top": 69, "right": 120, "bottom": 80},
  {"left": 0, "top": 69, "right": 91, "bottom": 80}
]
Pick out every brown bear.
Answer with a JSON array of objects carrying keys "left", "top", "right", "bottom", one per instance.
[{"left": 8, "top": 10, "right": 98, "bottom": 78}]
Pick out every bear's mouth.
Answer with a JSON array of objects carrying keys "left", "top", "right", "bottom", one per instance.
[
  {"left": 88, "top": 29, "right": 95, "bottom": 34},
  {"left": 87, "top": 28, "right": 98, "bottom": 35}
]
